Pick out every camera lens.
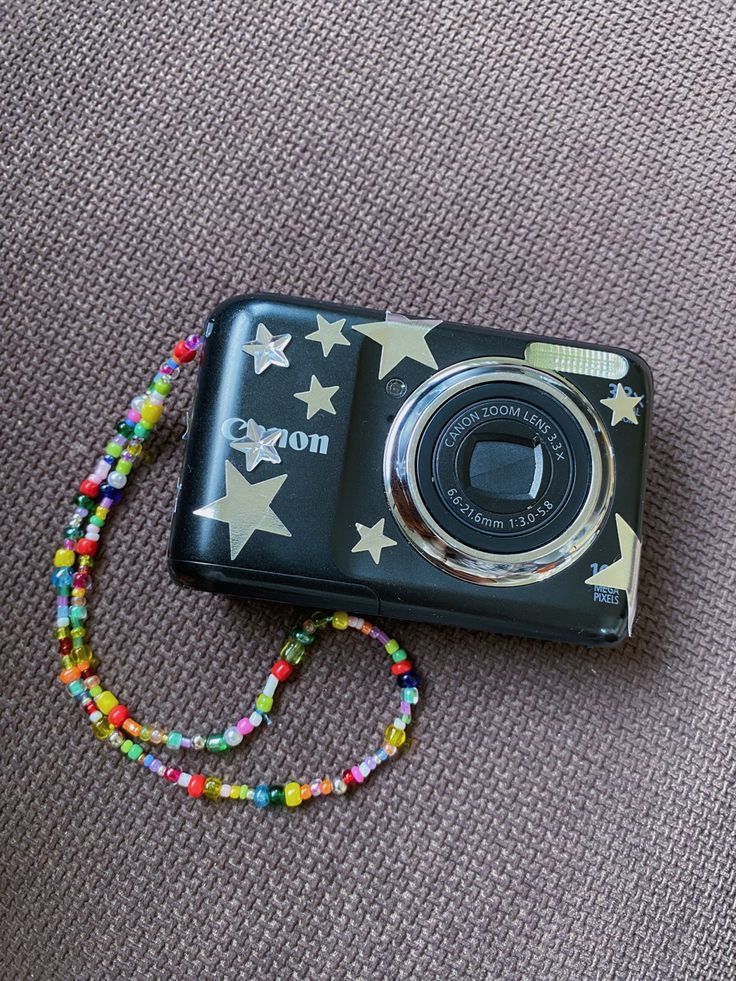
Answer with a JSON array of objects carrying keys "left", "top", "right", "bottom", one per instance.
[{"left": 384, "top": 358, "right": 614, "bottom": 586}]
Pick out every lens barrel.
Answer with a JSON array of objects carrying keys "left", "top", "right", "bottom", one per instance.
[{"left": 384, "top": 358, "right": 614, "bottom": 586}]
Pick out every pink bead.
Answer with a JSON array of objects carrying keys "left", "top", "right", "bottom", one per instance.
[
  {"left": 310, "top": 780, "right": 322, "bottom": 797},
  {"left": 236, "top": 716, "right": 254, "bottom": 735},
  {"left": 127, "top": 410, "right": 142, "bottom": 423},
  {"left": 350, "top": 765, "right": 364, "bottom": 785},
  {"left": 164, "top": 766, "right": 181, "bottom": 782},
  {"left": 400, "top": 701, "right": 412, "bottom": 714}
]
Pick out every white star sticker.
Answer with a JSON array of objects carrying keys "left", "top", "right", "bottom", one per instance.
[
  {"left": 305, "top": 315, "right": 351, "bottom": 357},
  {"left": 585, "top": 514, "right": 642, "bottom": 635},
  {"left": 293, "top": 375, "right": 339, "bottom": 419},
  {"left": 351, "top": 518, "right": 397, "bottom": 565},
  {"left": 242, "top": 323, "right": 292, "bottom": 374},
  {"left": 230, "top": 418, "right": 284, "bottom": 472},
  {"left": 600, "top": 384, "right": 643, "bottom": 426},
  {"left": 193, "top": 461, "right": 291, "bottom": 560},
  {"left": 352, "top": 312, "right": 442, "bottom": 379}
]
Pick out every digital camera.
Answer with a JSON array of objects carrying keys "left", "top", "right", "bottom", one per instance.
[{"left": 169, "top": 294, "right": 652, "bottom": 645}]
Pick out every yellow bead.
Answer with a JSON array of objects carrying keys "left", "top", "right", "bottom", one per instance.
[
  {"left": 71, "top": 588, "right": 85, "bottom": 598},
  {"left": 92, "top": 718, "right": 113, "bottom": 740},
  {"left": 229, "top": 785, "right": 240, "bottom": 800},
  {"left": 332, "top": 611, "right": 349, "bottom": 630},
  {"left": 385, "top": 724, "right": 406, "bottom": 748},
  {"left": 95, "top": 690, "right": 119, "bottom": 715},
  {"left": 141, "top": 401, "right": 163, "bottom": 425},
  {"left": 284, "top": 781, "right": 302, "bottom": 807},
  {"left": 385, "top": 639, "right": 400, "bottom": 655},
  {"left": 54, "top": 548, "right": 75, "bottom": 567}
]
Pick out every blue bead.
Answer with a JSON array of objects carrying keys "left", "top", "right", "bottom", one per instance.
[
  {"left": 103, "top": 454, "right": 116, "bottom": 464},
  {"left": 254, "top": 783, "right": 270, "bottom": 808},
  {"left": 143, "top": 754, "right": 155, "bottom": 768},
  {"left": 397, "top": 671, "right": 419, "bottom": 688},
  {"left": 51, "top": 568, "right": 74, "bottom": 589},
  {"left": 100, "top": 484, "right": 122, "bottom": 503}
]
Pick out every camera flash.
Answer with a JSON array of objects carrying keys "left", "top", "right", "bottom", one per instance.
[{"left": 524, "top": 342, "right": 629, "bottom": 380}]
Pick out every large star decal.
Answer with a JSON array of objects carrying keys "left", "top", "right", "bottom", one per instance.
[
  {"left": 352, "top": 312, "right": 442, "bottom": 379},
  {"left": 585, "top": 514, "right": 642, "bottom": 635},
  {"left": 600, "top": 384, "right": 643, "bottom": 426},
  {"left": 242, "top": 323, "right": 292, "bottom": 374},
  {"left": 351, "top": 518, "right": 397, "bottom": 565},
  {"left": 305, "top": 315, "right": 351, "bottom": 357},
  {"left": 193, "top": 461, "right": 291, "bottom": 560}
]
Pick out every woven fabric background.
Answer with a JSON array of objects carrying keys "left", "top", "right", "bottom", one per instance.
[{"left": 2, "top": 1, "right": 735, "bottom": 978}]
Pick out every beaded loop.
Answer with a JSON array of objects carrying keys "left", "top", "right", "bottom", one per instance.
[{"left": 52, "top": 332, "right": 419, "bottom": 807}]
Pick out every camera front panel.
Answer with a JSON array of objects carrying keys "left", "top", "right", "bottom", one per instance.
[{"left": 169, "top": 294, "right": 652, "bottom": 645}]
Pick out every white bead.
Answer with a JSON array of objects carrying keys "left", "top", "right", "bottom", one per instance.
[
  {"left": 220, "top": 784, "right": 231, "bottom": 797},
  {"left": 249, "top": 711, "right": 263, "bottom": 727},
  {"left": 132, "top": 395, "right": 146, "bottom": 412},
  {"left": 333, "top": 778, "right": 347, "bottom": 795},
  {"left": 107, "top": 470, "right": 127, "bottom": 489},
  {"left": 178, "top": 773, "right": 191, "bottom": 787},
  {"left": 263, "top": 675, "right": 278, "bottom": 697},
  {"left": 224, "top": 726, "right": 242, "bottom": 747},
  {"left": 359, "top": 761, "right": 370, "bottom": 778}
]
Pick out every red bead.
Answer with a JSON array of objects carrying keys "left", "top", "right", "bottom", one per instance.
[
  {"left": 391, "top": 660, "right": 412, "bottom": 676},
  {"left": 80, "top": 666, "right": 95, "bottom": 679},
  {"left": 107, "top": 704, "right": 130, "bottom": 727},
  {"left": 271, "top": 659, "right": 293, "bottom": 682},
  {"left": 188, "top": 774, "right": 206, "bottom": 797},
  {"left": 164, "top": 767, "right": 181, "bottom": 783},
  {"left": 84, "top": 701, "right": 97, "bottom": 716},
  {"left": 79, "top": 479, "right": 100, "bottom": 498},
  {"left": 173, "top": 340, "right": 197, "bottom": 364},
  {"left": 342, "top": 768, "right": 356, "bottom": 788},
  {"left": 76, "top": 539, "right": 99, "bottom": 556},
  {"left": 59, "top": 637, "right": 72, "bottom": 656}
]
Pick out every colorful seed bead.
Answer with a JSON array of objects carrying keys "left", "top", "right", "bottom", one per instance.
[{"left": 52, "top": 332, "right": 419, "bottom": 808}]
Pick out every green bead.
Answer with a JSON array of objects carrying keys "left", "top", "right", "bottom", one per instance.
[
  {"left": 292, "top": 629, "right": 314, "bottom": 645},
  {"left": 205, "top": 733, "right": 228, "bottom": 752},
  {"left": 255, "top": 693, "right": 273, "bottom": 713},
  {"left": 269, "top": 784, "right": 285, "bottom": 806},
  {"left": 167, "top": 731, "right": 182, "bottom": 750},
  {"left": 204, "top": 776, "right": 222, "bottom": 799},
  {"left": 391, "top": 648, "right": 407, "bottom": 663},
  {"left": 133, "top": 422, "right": 151, "bottom": 439},
  {"left": 104, "top": 441, "right": 122, "bottom": 458},
  {"left": 127, "top": 743, "right": 143, "bottom": 760},
  {"left": 152, "top": 378, "right": 172, "bottom": 396},
  {"left": 282, "top": 639, "right": 306, "bottom": 665},
  {"left": 63, "top": 525, "right": 83, "bottom": 540},
  {"left": 120, "top": 739, "right": 133, "bottom": 754},
  {"left": 116, "top": 421, "right": 134, "bottom": 437},
  {"left": 239, "top": 785, "right": 249, "bottom": 800},
  {"left": 116, "top": 458, "right": 133, "bottom": 475},
  {"left": 75, "top": 493, "right": 94, "bottom": 509},
  {"left": 89, "top": 515, "right": 105, "bottom": 528}
]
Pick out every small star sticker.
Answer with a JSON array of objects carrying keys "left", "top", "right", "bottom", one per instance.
[
  {"left": 352, "top": 312, "right": 442, "bottom": 379},
  {"left": 230, "top": 418, "right": 284, "bottom": 472},
  {"left": 305, "top": 314, "right": 351, "bottom": 357},
  {"left": 293, "top": 375, "right": 339, "bottom": 419},
  {"left": 193, "top": 461, "right": 291, "bottom": 560},
  {"left": 584, "top": 514, "right": 642, "bottom": 635},
  {"left": 600, "top": 384, "right": 643, "bottom": 426},
  {"left": 351, "top": 518, "right": 397, "bottom": 565},
  {"left": 242, "top": 323, "right": 292, "bottom": 374}
]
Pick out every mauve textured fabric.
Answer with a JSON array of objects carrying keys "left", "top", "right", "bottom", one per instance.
[{"left": 2, "top": 2, "right": 735, "bottom": 979}]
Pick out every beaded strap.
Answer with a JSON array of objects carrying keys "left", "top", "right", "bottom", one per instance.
[{"left": 52, "top": 333, "right": 419, "bottom": 807}]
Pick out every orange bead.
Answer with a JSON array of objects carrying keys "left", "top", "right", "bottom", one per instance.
[
  {"left": 320, "top": 778, "right": 333, "bottom": 795},
  {"left": 360, "top": 621, "right": 373, "bottom": 635},
  {"left": 123, "top": 718, "right": 142, "bottom": 737},
  {"left": 59, "top": 666, "right": 81, "bottom": 685},
  {"left": 300, "top": 784, "right": 312, "bottom": 800}
]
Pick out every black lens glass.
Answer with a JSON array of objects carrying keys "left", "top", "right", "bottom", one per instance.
[{"left": 466, "top": 436, "right": 543, "bottom": 505}]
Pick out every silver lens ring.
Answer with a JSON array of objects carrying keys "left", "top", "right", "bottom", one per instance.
[{"left": 383, "top": 357, "right": 615, "bottom": 586}]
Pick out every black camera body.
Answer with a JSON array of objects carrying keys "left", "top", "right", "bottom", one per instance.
[{"left": 169, "top": 295, "right": 652, "bottom": 645}]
